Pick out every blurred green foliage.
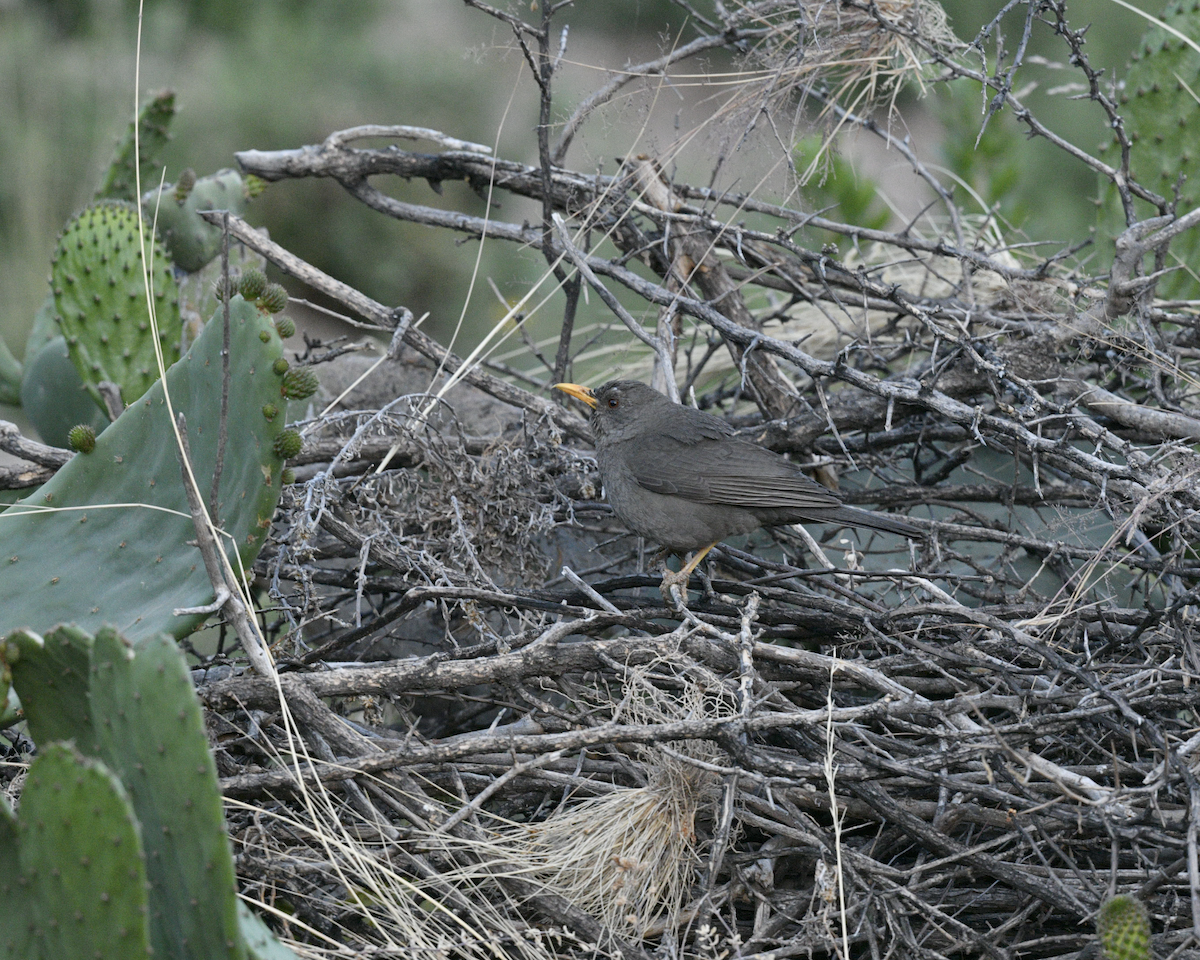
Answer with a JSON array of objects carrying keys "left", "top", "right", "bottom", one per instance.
[
  {"left": 0, "top": 0, "right": 525, "bottom": 355},
  {"left": 29, "top": 0, "right": 381, "bottom": 38},
  {"left": 795, "top": 136, "right": 890, "bottom": 251},
  {"left": 934, "top": 0, "right": 1167, "bottom": 261},
  {"left": 0, "top": 0, "right": 1178, "bottom": 378},
  {"left": 936, "top": 81, "right": 1027, "bottom": 227},
  {"left": 1098, "top": 0, "right": 1200, "bottom": 298},
  {"left": 809, "top": 0, "right": 1186, "bottom": 272}
]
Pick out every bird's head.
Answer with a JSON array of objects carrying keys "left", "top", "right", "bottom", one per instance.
[{"left": 554, "top": 379, "right": 668, "bottom": 442}]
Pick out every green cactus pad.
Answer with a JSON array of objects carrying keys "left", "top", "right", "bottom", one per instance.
[
  {"left": 4, "top": 626, "right": 98, "bottom": 754},
  {"left": 239, "top": 902, "right": 298, "bottom": 960},
  {"left": 51, "top": 200, "right": 183, "bottom": 412},
  {"left": 0, "top": 793, "right": 33, "bottom": 960},
  {"left": 23, "top": 293, "right": 60, "bottom": 369},
  {"left": 0, "top": 653, "right": 9, "bottom": 731},
  {"left": 145, "top": 168, "right": 251, "bottom": 272},
  {"left": 177, "top": 239, "right": 270, "bottom": 344},
  {"left": 1097, "top": 894, "right": 1151, "bottom": 960},
  {"left": 96, "top": 90, "right": 176, "bottom": 204},
  {"left": 0, "top": 295, "right": 290, "bottom": 641},
  {"left": 2, "top": 624, "right": 300, "bottom": 960},
  {"left": 0, "top": 337, "right": 20, "bottom": 408},
  {"left": 1100, "top": 0, "right": 1200, "bottom": 299},
  {"left": 0, "top": 686, "right": 17, "bottom": 730},
  {"left": 15, "top": 743, "right": 152, "bottom": 960},
  {"left": 19, "top": 336, "right": 112, "bottom": 449},
  {"left": 90, "top": 629, "right": 245, "bottom": 960}
]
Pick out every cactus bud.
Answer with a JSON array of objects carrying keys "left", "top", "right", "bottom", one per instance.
[
  {"left": 281, "top": 467, "right": 296, "bottom": 484},
  {"left": 274, "top": 315, "right": 296, "bottom": 339},
  {"left": 243, "top": 174, "right": 268, "bottom": 199},
  {"left": 238, "top": 267, "right": 268, "bottom": 301},
  {"left": 67, "top": 424, "right": 97, "bottom": 453},
  {"left": 258, "top": 283, "right": 288, "bottom": 314},
  {"left": 261, "top": 403, "right": 278, "bottom": 422},
  {"left": 281, "top": 367, "right": 319, "bottom": 401},
  {"left": 173, "top": 168, "right": 197, "bottom": 205},
  {"left": 273, "top": 429, "right": 303, "bottom": 460},
  {"left": 272, "top": 358, "right": 289, "bottom": 376}
]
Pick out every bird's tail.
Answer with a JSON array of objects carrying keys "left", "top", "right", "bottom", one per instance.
[{"left": 819, "top": 505, "right": 923, "bottom": 539}]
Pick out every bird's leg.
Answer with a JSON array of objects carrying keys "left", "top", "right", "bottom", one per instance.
[
  {"left": 696, "top": 561, "right": 716, "bottom": 602},
  {"left": 659, "top": 541, "right": 718, "bottom": 606},
  {"left": 682, "top": 542, "right": 717, "bottom": 577}
]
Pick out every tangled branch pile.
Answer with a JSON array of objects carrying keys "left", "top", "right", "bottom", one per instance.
[{"left": 116, "top": 0, "right": 1200, "bottom": 956}]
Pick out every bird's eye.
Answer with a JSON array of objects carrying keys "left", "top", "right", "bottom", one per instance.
[{"left": 607, "top": 397, "right": 619, "bottom": 408}]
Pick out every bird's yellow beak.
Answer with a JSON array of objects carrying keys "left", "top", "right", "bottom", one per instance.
[{"left": 553, "top": 382, "right": 597, "bottom": 409}]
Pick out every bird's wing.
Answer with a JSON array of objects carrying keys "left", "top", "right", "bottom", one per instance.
[{"left": 623, "top": 437, "right": 843, "bottom": 509}]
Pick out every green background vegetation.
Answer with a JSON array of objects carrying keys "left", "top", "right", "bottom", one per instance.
[{"left": 0, "top": 0, "right": 1176, "bottom": 372}]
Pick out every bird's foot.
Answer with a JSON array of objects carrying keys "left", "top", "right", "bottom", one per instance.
[
  {"left": 658, "top": 542, "right": 718, "bottom": 609},
  {"left": 659, "top": 563, "right": 692, "bottom": 608}
]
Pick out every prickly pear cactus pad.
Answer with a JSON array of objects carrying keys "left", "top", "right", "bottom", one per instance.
[
  {"left": 51, "top": 200, "right": 182, "bottom": 412},
  {"left": 145, "top": 168, "right": 252, "bottom": 272},
  {"left": 239, "top": 903, "right": 302, "bottom": 960},
  {"left": 4, "top": 626, "right": 97, "bottom": 754},
  {"left": 19, "top": 336, "right": 111, "bottom": 449},
  {"left": 177, "top": 241, "right": 270, "bottom": 343},
  {"left": 0, "top": 794, "right": 32, "bottom": 960},
  {"left": 1, "top": 626, "right": 299, "bottom": 960},
  {"left": 96, "top": 89, "right": 176, "bottom": 203},
  {"left": 1101, "top": 0, "right": 1200, "bottom": 299},
  {"left": 1097, "top": 893, "right": 1152, "bottom": 960},
  {"left": 11, "top": 743, "right": 152, "bottom": 960},
  {"left": 89, "top": 629, "right": 245, "bottom": 960},
  {"left": 0, "top": 295, "right": 297, "bottom": 642},
  {"left": 22, "top": 293, "right": 60, "bottom": 369}
]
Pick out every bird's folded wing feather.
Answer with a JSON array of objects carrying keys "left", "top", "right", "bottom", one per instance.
[{"left": 625, "top": 438, "right": 843, "bottom": 508}]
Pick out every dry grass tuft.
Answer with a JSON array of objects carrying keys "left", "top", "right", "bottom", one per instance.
[
  {"left": 724, "top": 0, "right": 960, "bottom": 138},
  {"left": 476, "top": 663, "right": 732, "bottom": 938}
]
